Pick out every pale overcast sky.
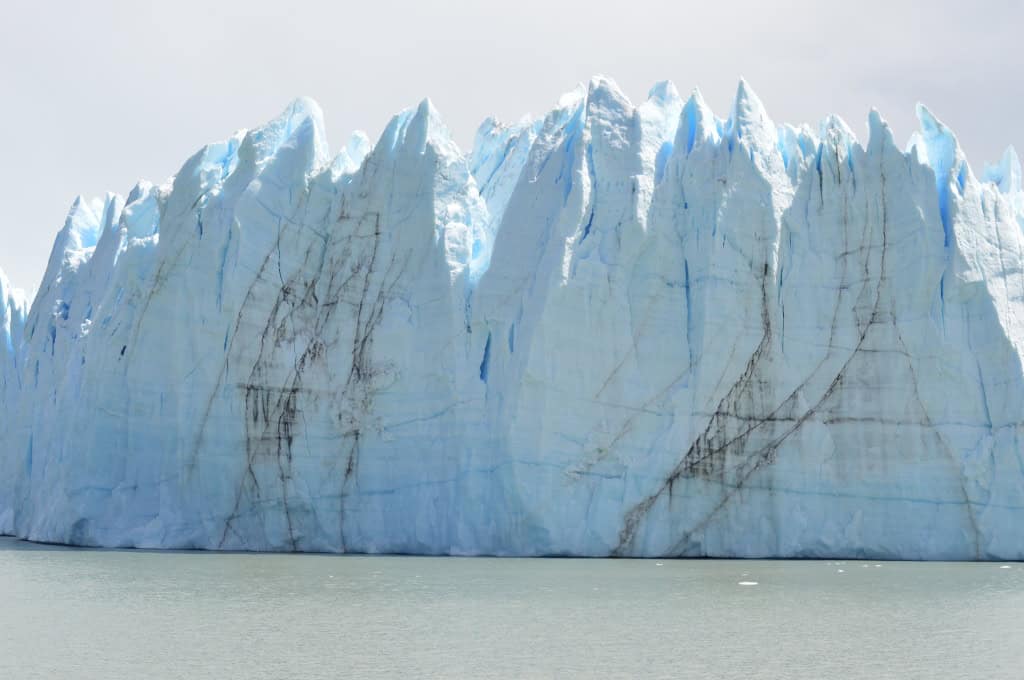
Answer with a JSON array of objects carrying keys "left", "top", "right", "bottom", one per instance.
[{"left": 1, "top": 0, "right": 1021, "bottom": 292}]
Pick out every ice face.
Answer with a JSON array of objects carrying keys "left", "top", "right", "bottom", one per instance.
[
  {"left": 0, "top": 266, "right": 26, "bottom": 385},
  {"left": 2, "top": 78, "right": 1024, "bottom": 559},
  {"left": 0, "top": 266, "right": 27, "bottom": 533}
]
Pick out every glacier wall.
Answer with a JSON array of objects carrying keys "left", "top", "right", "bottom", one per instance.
[
  {"left": 2, "top": 78, "right": 1024, "bottom": 559},
  {"left": 1, "top": 268, "right": 27, "bottom": 421}
]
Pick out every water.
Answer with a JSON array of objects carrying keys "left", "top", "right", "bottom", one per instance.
[{"left": 1, "top": 537, "right": 1021, "bottom": 679}]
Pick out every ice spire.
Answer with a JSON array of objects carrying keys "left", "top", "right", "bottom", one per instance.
[
  {"left": 677, "top": 87, "right": 718, "bottom": 154},
  {"left": 984, "top": 146, "right": 1022, "bottom": 195},
  {"left": 909, "top": 104, "right": 973, "bottom": 241},
  {"left": 727, "top": 78, "right": 775, "bottom": 147}
]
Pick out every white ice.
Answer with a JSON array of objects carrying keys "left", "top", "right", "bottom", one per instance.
[{"left": 1, "top": 77, "right": 1024, "bottom": 559}]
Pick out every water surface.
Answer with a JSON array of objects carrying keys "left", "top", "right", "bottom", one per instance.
[{"left": 1, "top": 537, "right": 1020, "bottom": 678}]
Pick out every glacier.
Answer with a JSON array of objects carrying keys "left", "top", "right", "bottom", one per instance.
[{"left": 2, "top": 77, "right": 1024, "bottom": 559}]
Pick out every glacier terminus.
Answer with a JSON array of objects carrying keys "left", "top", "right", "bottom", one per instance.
[{"left": 2, "top": 77, "right": 1023, "bottom": 559}]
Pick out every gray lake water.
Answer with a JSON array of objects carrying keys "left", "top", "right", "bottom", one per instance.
[{"left": 0, "top": 537, "right": 1021, "bottom": 679}]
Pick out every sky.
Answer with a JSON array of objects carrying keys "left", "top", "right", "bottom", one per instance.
[{"left": 1, "top": 0, "right": 1021, "bottom": 293}]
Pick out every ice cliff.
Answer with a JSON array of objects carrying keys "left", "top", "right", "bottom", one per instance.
[
  {"left": 2, "top": 78, "right": 1023, "bottom": 559},
  {"left": 1, "top": 268, "right": 27, "bottom": 413}
]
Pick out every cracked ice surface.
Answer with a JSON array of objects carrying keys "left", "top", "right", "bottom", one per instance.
[{"left": 2, "top": 78, "right": 1024, "bottom": 559}]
